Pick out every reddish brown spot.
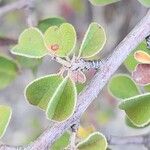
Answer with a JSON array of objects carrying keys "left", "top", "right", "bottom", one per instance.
[{"left": 48, "top": 44, "right": 59, "bottom": 51}]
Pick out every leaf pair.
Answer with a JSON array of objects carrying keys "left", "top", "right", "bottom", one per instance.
[
  {"left": 50, "top": 131, "right": 107, "bottom": 150},
  {"left": 25, "top": 74, "right": 77, "bottom": 122},
  {"left": 11, "top": 23, "right": 76, "bottom": 58},
  {"left": 108, "top": 75, "right": 150, "bottom": 127},
  {"left": 11, "top": 20, "right": 106, "bottom": 59}
]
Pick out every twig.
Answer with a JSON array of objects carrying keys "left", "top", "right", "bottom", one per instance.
[
  {"left": 0, "top": 0, "right": 28, "bottom": 17},
  {"left": 24, "top": 9, "right": 150, "bottom": 150},
  {"left": 0, "top": 37, "right": 17, "bottom": 46},
  {"left": 24, "top": 0, "right": 37, "bottom": 27},
  {"left": 107, "top": 132, "right": 150, "bottom": 149}
]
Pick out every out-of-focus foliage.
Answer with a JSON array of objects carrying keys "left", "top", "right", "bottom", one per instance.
[
  {"left": 138, "top": 0, "right": 150, "bottom": 7},
  {"left": 77, "top": 126, "right": 95, "bottom": 138},
  {"left": 38, "top": 17, "right": 66, "bottom": 33},
  {"left": 0, "top": 105, "right": 12, "bottom": 138},
  {"left": 16, "top": 56, "right": 42, "bottom": 74},
  {"left": 89, "top": 0, "right": 120, "bottom": 6},
  {"left": 0, "top": 55, "right": 18, "bottom": 90}
]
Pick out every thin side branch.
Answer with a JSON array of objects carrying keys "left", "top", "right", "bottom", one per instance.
[
  {"left": 24, "top": 0, "right": 37, "bottom": 27},
  {"left": 108, "top": 133, "right": 150, "bottom": 146},
  {"left": 24, "top": 9, "right": 150, "bottom": 150},
  {"left": 0, "top": 37, "right": 17, "bottom": 46},
  {"left": 0, "top": 0, "right": 28, "bottom": 17}
]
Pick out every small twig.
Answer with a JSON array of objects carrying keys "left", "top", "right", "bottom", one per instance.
[
  {"left": 107, "top": 132, "right": 150, "bottom": 149},
  {"left": 0, "top": 37, "right": 17, "bottom": 46},
  {"left": 0, "top": 0, "right": 28, "bottom": 17},
  {"left": 24, "top": 0, "right": 37, "bottom": 27}
]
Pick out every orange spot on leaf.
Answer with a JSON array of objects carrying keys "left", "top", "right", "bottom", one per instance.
[{"left": 48, "top": 44, "right": 59, "bottom": 51}]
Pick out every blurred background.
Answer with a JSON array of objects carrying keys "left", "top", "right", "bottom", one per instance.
[{"left": 0, "top": 0, "right": 149, "bottom": 149}]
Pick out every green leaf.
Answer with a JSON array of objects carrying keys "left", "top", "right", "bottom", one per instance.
[
  {"left": 51, "top": 132, "right": 70, "bottom": 150},
  {"left": 89, "top": 0, "right": 120, "bottom": 6},
  {"left": 119, "top": 93, "right": 150, "bottom": 127},
  {"left": 144, "top": 84, "right": 150, "bottom": 92},
  {"left": 38, "top": 17, "right": 66, "bottom": 33},
  {"left": 17, "top": 56, "right": 42, "bottom": 69},
  {"left": 46, "top": 77, "right": 77, "bottom": 122},
  {"left": 76, "top": 83, "right": 85, "bottom": 94},
  {"left": 11, "top": 27, "right": 47, "bottom": 58},
  {"left": 0, "top": 55, "right": 18, "bottom": 90},
  {"left": 78, "top": 22, "right": 106, "bottom": 58},
  {"left": 108, "top": 74, "right": 140, "bottom": 99},
  {"left": 25, "top": 74, "right": 64, "bottom": 110},
  {"left": 16, "top": 56, "right": 42, "bottom": 76},
  {"left": 44, "top": 23, "right": 76, "bottom": 57},
  {"left": 138, "top": 0, "right": 150, "bottom": 7},
  {"left": 77, "top": 132, "right": 108, "bottom": 150},
  {"left": 0, "top": 105, "right": 12, "bottom": 138},
  {"left": 124, "top": 41, "right": 149, "bottom": 71},
  {"left": 125, "top": 116, "right": 149, "bottom": 129}
]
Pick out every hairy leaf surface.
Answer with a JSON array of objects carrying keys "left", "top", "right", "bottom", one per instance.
[
  {"left": 11, "top": 28, "right": 47, "bottom": 58},
  {"left": 46, "top": 77, "right": 77, "bottom": 122},
  {"left": 108, "top": 75, "right": 139, "bottom": 99},
  {"left": 78, "top": 23, "right": 106, "bottom": 58},
  {"left": 77, "top": 132, "right": 107, "bottom": 150},
  {"left": 119, "top": 93, "right": 150, "bottom": 127}
]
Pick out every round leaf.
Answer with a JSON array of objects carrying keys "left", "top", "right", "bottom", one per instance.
[
  {"left": 134, "top": 51, "right": 150, "bottom": 64},
  {"left": 46, "top": 77, "right": 77, "bottom": 122},
  {"left": 51, "top": 132, "right": 70, "bottom": 150},
  {"left": 0, "top": 55, "right": 18, "bottom": 90},
  {"left": 89, "top": 0, "right": 120, "bottom": 6},
  {"left": 77, "top": 132, "right": 108, "bottom": 150},
  {"left": 132, "top": 64, "right": 150, "bottom": 85},
  {"left": 44, "top": 23, "right": 76, "bottom": 57},
  {"left": 138, "top": 0, "right": 150, "bottom": 7},
  {"left": 125, "top": 116, "right": 149, "bottom": 129},
  {"left": 25, "top": 74, "right": 64, "bottom": 110},
  {"left": 11, "top": 27, "right": 47, "bottom": 58},
  {"left": 38, "top": 17, "right": 66, "bottom": 33},
  {"left": 0, "top": 105, "right": 12, "bottom": 138},
  {"left": 17, "top": 56, "right": 42, "bottom": 69},
  {"left": 78, "top": 22, "right": 106, "bottom": 58},
  {"left": 108, "top": 74, "right": 140, "bottom": 99},
  {"left": 119, "top": 93, "right": 150, "bottom": 127}
]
